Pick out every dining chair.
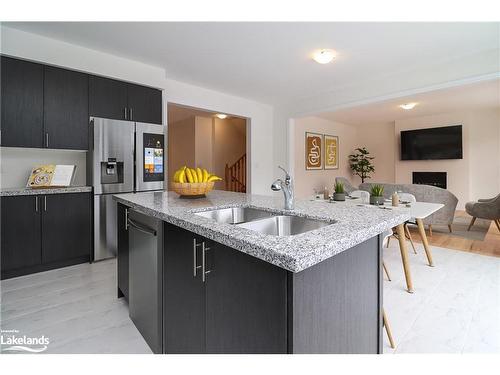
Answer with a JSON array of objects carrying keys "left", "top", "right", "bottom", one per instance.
[
  {"left": 398, "top": 192, "right": 418, "bottom": 254},
  {"left": 350, "top": 189, "right": 370, "bottom": 204},
  {"left": 383, "top": 309, "right": 396, "bottom": 349}
]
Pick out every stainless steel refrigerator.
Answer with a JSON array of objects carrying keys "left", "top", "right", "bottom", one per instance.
[{"left": 88, "top": 117, "right": 165, "bottom": 261}]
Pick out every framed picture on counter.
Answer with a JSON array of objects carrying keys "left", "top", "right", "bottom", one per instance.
[
  {"left": 324, "top": 134, "right": 339, "bottom": 170},
  {"left": 305, "top": 132, "right": 323, "bottom": 170}
]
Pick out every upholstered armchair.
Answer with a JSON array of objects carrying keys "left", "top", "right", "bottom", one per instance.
[{"left": 465, "top": 194, "right": 500, "bottom": 232}]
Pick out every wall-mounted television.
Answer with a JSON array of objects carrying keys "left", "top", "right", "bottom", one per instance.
[{"left": 400, "top": 125, "right": 463, "bottom": 160}]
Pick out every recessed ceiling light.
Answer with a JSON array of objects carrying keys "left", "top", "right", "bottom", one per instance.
[
  {"left": 215, "top": 114, "right": 228, "bottom": 119},
  {"left": 312, "top": 49, "right": 336, "bottom": 64},
  {"left": 399, "top": 103, "right": 418, "bottom": 110}
]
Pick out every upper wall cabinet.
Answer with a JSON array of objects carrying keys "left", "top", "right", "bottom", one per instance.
[
  {"left": 1, "top": 56, "right": 44, "bottom": 148},
  {"left": 89, "top": 76, "right": 163, "bottom": 125},
  {"left": 89, "top": 76, "right": 129, "bottom": 121},
  {"left": 127, "top": 83, "right": 163, "bottom": 124},
  {"left": 44, "top": 66, "right": 89, "bottom": 150}
]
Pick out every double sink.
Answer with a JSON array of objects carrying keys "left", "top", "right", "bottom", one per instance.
[{"left": 194, "top": 207, "right": 335, "bottom": 236}]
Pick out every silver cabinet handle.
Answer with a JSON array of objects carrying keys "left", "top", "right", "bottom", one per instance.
[
  {"left": 129, "top": 108, "right": 133, "bottom": 120},
  {"left": 44, "top": 196, "right": 47, "bottom": 211},
  {"left": 127, "top": 217, "right": 156, "bottom": 236},
  {"left": 124, "top": 107, "right": 128, "bottom": 120},
  {"left": 202, "top": 242, "right": 211, "bottom": 283},
  {"left": 193, "top": 239, "right": 202, "bottom": 277},
  {"left": 125, "top": 208, "right": 129, "bottom": 230},
  {"left": 45, "top": 133, "right": 49, "bottom": 148},
  {"left": 35, "top": 196, "right": 39, "bottom": 212}
]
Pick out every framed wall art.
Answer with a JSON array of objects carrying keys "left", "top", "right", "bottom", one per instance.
[
  {"left": 324, "top": 134, "right": 339, "bottom": 170},
  {"left": 305, "top": 132, "right": 323, "bottom": 170}
]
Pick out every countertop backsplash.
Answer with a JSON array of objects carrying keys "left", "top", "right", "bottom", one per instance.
[{"left": 0, "top": 147, "right": 87, "bottom": 188}]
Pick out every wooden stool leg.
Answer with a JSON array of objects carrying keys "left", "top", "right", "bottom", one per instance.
[
  {"left": 396, "top": 224, "right": 413, "bottom": 293},
  {"left": 494, "top": 219, "right": 500, "bottom": 233},
  {"left": 448, "top": 224, "right": 452, "bottom": 233},
  {"left": 383, "top": 261, "right": 391, "bottom": 281},
  {"left": 417, "top": 218, "right": 434, "bottom": 267},
  {"left": 428, "top": 224, "right": 433, "bottom": 237},
  {"left": 404, "top": 223, "right": 417, "bottom": 254},
  {"left": 467, "top": 217, "right": 476, "bottom": 231},
  {"left": 383, "top": 309, "right": 395, "bottom": 349}
]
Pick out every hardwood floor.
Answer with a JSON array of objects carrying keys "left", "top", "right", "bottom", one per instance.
[{"left": 408, "top": 211, "right": 500, "bottom": 258}]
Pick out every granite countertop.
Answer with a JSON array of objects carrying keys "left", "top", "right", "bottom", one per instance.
[
  {"left": 0, "top": 186, "right": 92, "bottom": 197},
  {"left": 114, "top": 190, "right": 410, "bottom": 273}
]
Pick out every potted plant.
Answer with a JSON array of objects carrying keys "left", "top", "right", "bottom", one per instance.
[
  {"left": 333, "top": 182, "right": 346, "bottom": 201},
  {"left": 348, "top": 147, "right": 375, "bottom": 183},
  {"left": 369, "top": 185, "right": 385, "bottom": 205}
]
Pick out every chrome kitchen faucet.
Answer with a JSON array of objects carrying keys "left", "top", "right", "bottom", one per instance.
[{"left": 271, "top": 166, "right": 294, "bottom": 210}]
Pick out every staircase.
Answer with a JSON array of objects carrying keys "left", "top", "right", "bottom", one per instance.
[{"left": 225, "top": 154, "right": 246, "bottom": 193}]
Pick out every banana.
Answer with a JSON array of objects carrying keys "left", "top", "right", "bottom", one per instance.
[
  {"left": 173, "top": 167, "right": 184, "bottom": 182},
  {"left": 202, "top": 169, "right": 209, "bottom": 182},
  {"left": 207, "top": 175, "right": 222, "bottom": 182},
  {"left": 185, "top": 168, "right": 194, "bottom": 183},
  {"left": 196, "top": 168, "right": 203, "bottom": 183},
  {"left": 178, "top": 168, "right": 186, "bottom": 183},
  {"left": 191, "top": 168, "right": 198, "bottom": 183}
]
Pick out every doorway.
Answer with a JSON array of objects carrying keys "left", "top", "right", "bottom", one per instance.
[{"left": 167, "top": 103, "right": 248, "bottom": 192}]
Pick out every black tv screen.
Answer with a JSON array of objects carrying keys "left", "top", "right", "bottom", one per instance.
[{"left": 400, "top": 125, "right": 463, "bottom": 160}]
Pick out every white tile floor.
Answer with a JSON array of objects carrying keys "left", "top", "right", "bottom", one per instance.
[
  {"left": 1, "top": 241, "right": 498, "bottom": 354},
  {"left": 382, "top": 239, "right": 500, "bottom": 353}
]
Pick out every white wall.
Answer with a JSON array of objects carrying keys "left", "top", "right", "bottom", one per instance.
[
  {"left": 353, "top": 122, "right": 396, "bottom": 184},
  {"left": 0, "top": 26, "right": 274, "bottom": 195},
  {"left": 394, "top": 108, "right": 500, "bottom": 209}
]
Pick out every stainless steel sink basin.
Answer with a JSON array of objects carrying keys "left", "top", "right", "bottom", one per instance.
[
  {"left": 236, "top": 215, "right": 335, "bottom": 236},
  {"left": 194, "top": 207, "right": 274, "bottom": 224}
]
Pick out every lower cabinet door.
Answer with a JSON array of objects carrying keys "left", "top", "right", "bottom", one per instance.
[
  {"left": 205, "top": 242, "right": 288, "bottom": 354},
  {"left": 41, "top": 193, "right": 91, "bottom": 264},
  {"left": 1, "top": 196, "right": 42, "bottom": 274},
  {"left": 163, "top": 223, "right": 206, "bottom": 353}
]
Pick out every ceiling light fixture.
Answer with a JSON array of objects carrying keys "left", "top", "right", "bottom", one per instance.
[
  {"left": 399, "top": 103, "right": 418, "bottom": 110},
  {"left": 312, "top": 49, "right": 336, "bottom": 64},
  {"left": 215, "top": 114, "right": 228, "bottom": 119}
]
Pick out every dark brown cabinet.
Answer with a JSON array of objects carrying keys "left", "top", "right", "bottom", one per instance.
[
  {"left": 0, "top": 56, "right": 44, "bottom": 148},
  {"left": 163, "top": 222, "right": 287, "bottom": 354},
  {"left": 1, "top": 195, "right": 42, "bottom": 272},
  {"left": 44, "top": 66, "right": 89, "bottom": 150},
  {"left": 1, "top": 56, "right": 163, "bottom": 150},
  {"left": 205, "top": 242, "right": 287, "bottom": 353},
  {"left": 89, "top": 75, "right": 162, "bottom": 124},
  {"left": 164, "top": 223, "right": 206, "bottom": 354},
  {"left": 0, "top": 193, "right": 91, "bottom": 279},
  {"left": 127, "top": 83, "right": 162, "bottom": 124},
  {"left": 89, "top": 76, "right": 128, "bottom": 121},
  {"left": 41, "top": 193, "right": 91, "bottom": 264}
]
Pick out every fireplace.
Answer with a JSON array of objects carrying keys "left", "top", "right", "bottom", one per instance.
[{"left": 412, "top": 172, "right": 447, "bottom": 189}]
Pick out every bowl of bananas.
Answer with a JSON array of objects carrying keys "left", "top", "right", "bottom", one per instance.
[{"left": 171, "top": 166, "right": 222, "bottom": 198}]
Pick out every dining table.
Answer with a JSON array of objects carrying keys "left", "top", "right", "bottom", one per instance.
[{"left": 317, "top": 196, "right": 444, "bottom": 293}]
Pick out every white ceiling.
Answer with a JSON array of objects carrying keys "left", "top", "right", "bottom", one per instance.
[
  {"left": 168, "top": 103, "right": 245, "bottom": 123},
  {"left": 317, "top": 79, "right": 500, "bottom": 125},
  {"left": 5, "top": 22, "right": 500, "bottom": 105}
]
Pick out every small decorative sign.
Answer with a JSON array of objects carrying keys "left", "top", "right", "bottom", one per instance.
[
  {"left": 305, "top": 132, "right": 323, "bottom": 170},
  {"left": 324, "top": 134, "right": 339, "bottom": 170}
]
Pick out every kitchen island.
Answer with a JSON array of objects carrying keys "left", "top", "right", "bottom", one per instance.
[{"left": 114, "top": 190, "right": 410, "bottom": 354}]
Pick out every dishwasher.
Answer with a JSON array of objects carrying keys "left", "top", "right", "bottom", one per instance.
[{"left": 127, "top": 209, "right": 163, "bottom": 354}]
